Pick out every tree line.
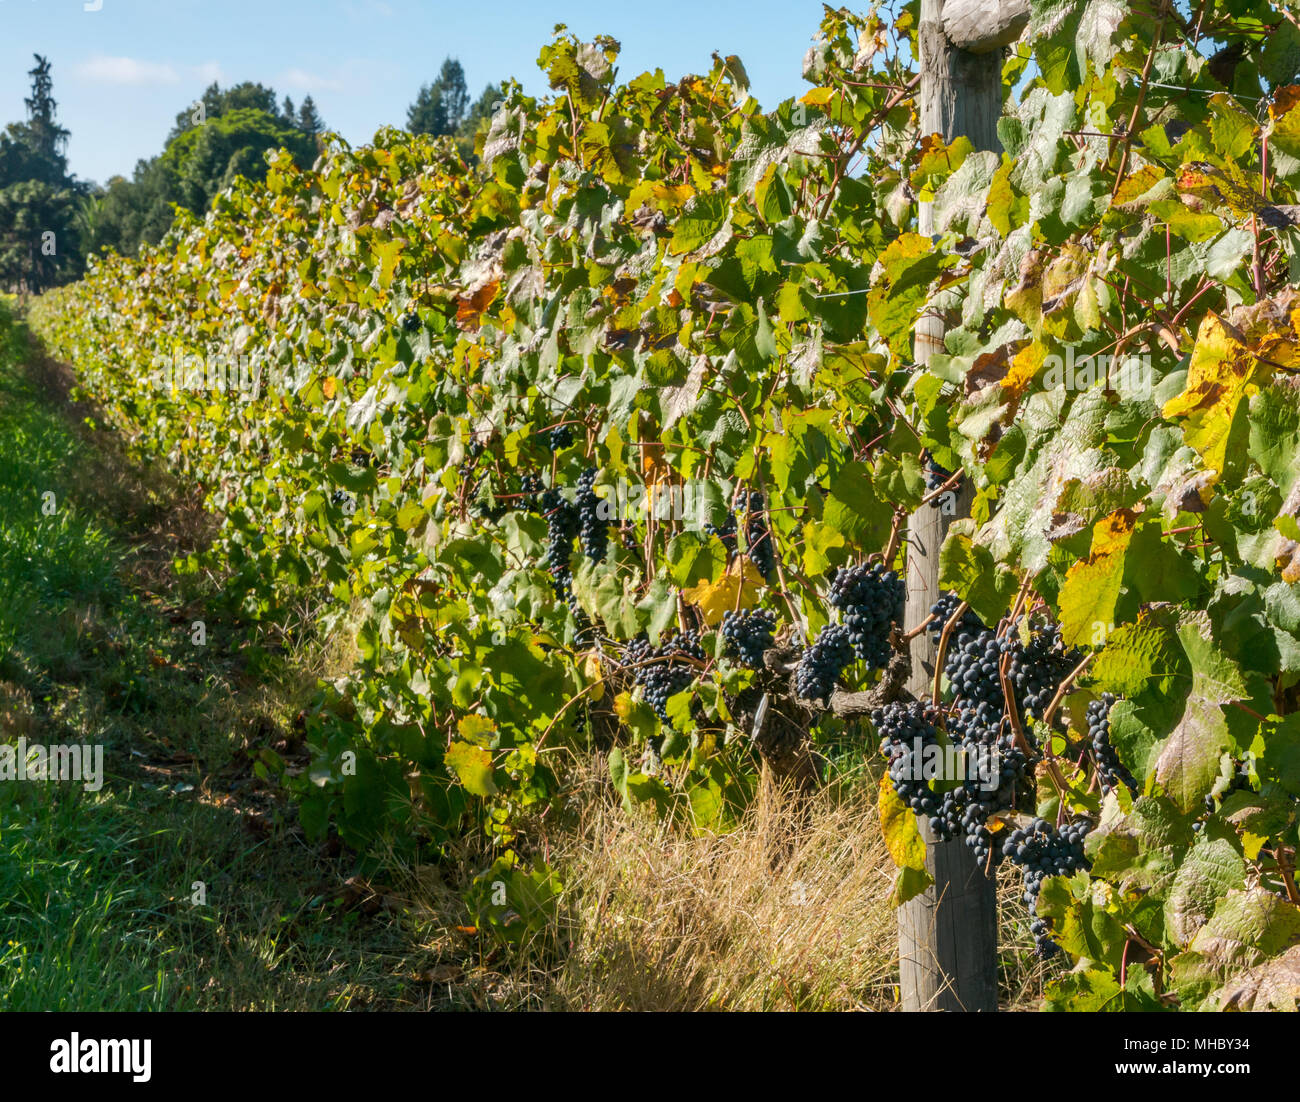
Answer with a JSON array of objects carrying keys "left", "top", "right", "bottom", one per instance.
[{"left": 0, "top": 54, "right": 501, "bottom": 294}]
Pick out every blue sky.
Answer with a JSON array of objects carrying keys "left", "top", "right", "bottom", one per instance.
[{"left": 0, "top": 0, "right": 836, "bottom": 186}]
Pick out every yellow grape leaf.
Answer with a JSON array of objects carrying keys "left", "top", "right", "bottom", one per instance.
[
  {"left": 878, "top": 772, "right": 927, "bottom": 871},
  {"left": 1112, "top": 165, "right": 1166, "bottom": 209},
  {"left": 322, "top": 376, "right": 337, "bottom": 399},
  {"left": 445, "top": 740, "right": 498, "bottom": 797},
  {"left": 682, "top": 557, "right": 766, "bottom": 624},
  {"left": 457, "top": 714, "right": 496, "bottom": 745},
  {"left": 1002, "top": 340, "right": 1045, "bottom": 400},
  {"left": 800, "top": 87, "right": 835, "bottom": 106},
  {"left": 651, "top": 182, "right": 694, "bottom": 212},
  {"left": 892, "top": 865, "right": 933, "bottom": 907},
  {"left": 613, "top": 691, "right": 636, "bottom": 721},
  {"left": 1162, "top": 313, "right": 1271, "bottom": 474},
  {"left": 372, "top": 238, "right": 404, "bottom": 289},
  {"left": 581, "top": 653, "right": 605, "bottom": 703},
  {"left": 1058, "top": 508, "right": 1140, "bottom": 648}
]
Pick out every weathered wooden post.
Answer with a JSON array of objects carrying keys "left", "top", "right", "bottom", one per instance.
[{"left": 898, "top": 0, "right": 1029, "bottom": 1012}]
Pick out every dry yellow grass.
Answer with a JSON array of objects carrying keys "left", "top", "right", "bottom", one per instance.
[{"left": 530, "top": 770, "right": 902, "bottom": 1011}]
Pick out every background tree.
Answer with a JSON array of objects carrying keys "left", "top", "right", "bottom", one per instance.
[
  {"left": 297, "top": 96, "right": 325, "bottom": 141},
  {"left": 407, "top": 58, "right": 468, "bottom": 137},
  {"left": 91, "top": 80, "right": 323, "bottom": 257},
  {"left": 0, "top": 55, "right": 84, "bottom": 293}
]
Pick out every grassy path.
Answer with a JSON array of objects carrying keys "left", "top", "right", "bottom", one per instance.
[{"left": 0, "top": 303, "right": 464, "bottom": 1010}]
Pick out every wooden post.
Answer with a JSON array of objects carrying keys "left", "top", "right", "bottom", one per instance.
[{"left": 897, "top": 0, "right": 1027, "bottom": 1013}]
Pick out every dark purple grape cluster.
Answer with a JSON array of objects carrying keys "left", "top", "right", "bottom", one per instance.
[
  {"left": 1002, "top": 818, "right": 1091, "bottom": 958},
  {"left": 744, "top": 492, "right": 775, "bottom": 580},
  {"left": 542, "top": 487, "right": 579, "bottom": 602},
  {"left": 829, "top": 562, "right": 904, "bottom": 668},
  {"left": 1088, "top": 693, "right": 1135, "bottom": 795},
  {"left": 721, "top": 608, "right": 777, "bottom": 668},
  {"left": 946, "top": 628, "right": 1005, "bottom": 711},
  {"left": 548, "top": 424, "right": 574, "bottom": 452},
  {"left": 927, "top": 591, "right": 984, "bottom": 646},
  {"left": 576, "top": 467, "right": 609, "bottom": 564},
  {"left": 1004, "top": 619, "right": 1078, "bottom": 721},
  {"left": 519, "top": 472, "right": 542, "bottom": 505},
  {"left": 920, "top": 447, "right": 961, "bottom": 512},
  {"left": 629, "top": 631, "right": 705, "bottom": 726},
  {"left": 795, "top": 623, "right": 853, "bottom": 705},
  {"left": 458, "top": 439, "right": 484, "bottom": 479},
  {"left": 873, "top": 701, "right": 946, "bottom": 820},
  {"left": 922, "top": 449, "right": 956, "bottom": 507},
  {"left": 705, "top": 512, "right": 738, "bottom": 557}
]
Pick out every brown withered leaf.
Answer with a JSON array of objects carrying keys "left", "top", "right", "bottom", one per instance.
[{"left": 455, "top": 280, "right": 500, "bottom": 330}]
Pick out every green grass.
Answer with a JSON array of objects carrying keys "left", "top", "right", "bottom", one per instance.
[{"left": 0, "top": 304, "right": 486, "bottom": 1011}]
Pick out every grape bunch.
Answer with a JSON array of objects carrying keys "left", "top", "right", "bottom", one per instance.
[
  {"left": 541, "top": 487, "right": 579, "bottom": 603},
  {"left": 629, "top": 631, "right": 705, "bottom": 725},
  {"left": 945, "top": 628, "right": 1005, "bottom": 711},
  {"left": 922, "top": 450, "right": 956, "bottom": 506},
  {"left": 515, "top": 472, "right": 543, "bottom": 511},
  {"left": 927, "top": 591, "right": 984, "bottom": 646},
  {"left": 796, "top": 623, "right": 853, "bottom": 705},
  {"left": 721, "top": 608, "right": 777, "bottom": 668},
  {"left": 1004, "top": 620, "right": 1078, "bottom": 721},
  {"left": 458, "top": 439, "right": 485, "bottom": 479},
  {"left": 1088, "top": 693, "right": 1135, "bottom": 795},
  {"left": 575, "top": 467, "right": 609, "bottom": 564},
  {"left": 1002, "top": 818, "right": 1091, "bottom": 958},
  {"left": 744, "top": 493, "right": 776, "bottom": 580},
  {"left": 470, "top": 481, "right": 507, "bottom": 523},
  {"left": 874, "top": 701, "right": 944, "bottom": 819},
  {"left": 548, "top": 424, "right": 574, "bottom": 452},
  {"left": 705, "top": 512, "right": 738, "bottom": 557},
  {"left": 829, "top": 562, "right": 904, "bottom": 668}
]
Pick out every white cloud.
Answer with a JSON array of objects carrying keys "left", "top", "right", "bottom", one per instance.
[
  {"left": 280, "top": 67, "right": 346, "bottom": 92},
  {"left": 75, "top": 55, "right": 180, "bottom": 85},
  {"left": 193, "top": 61, "right": 225, "bottom": 84}
]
